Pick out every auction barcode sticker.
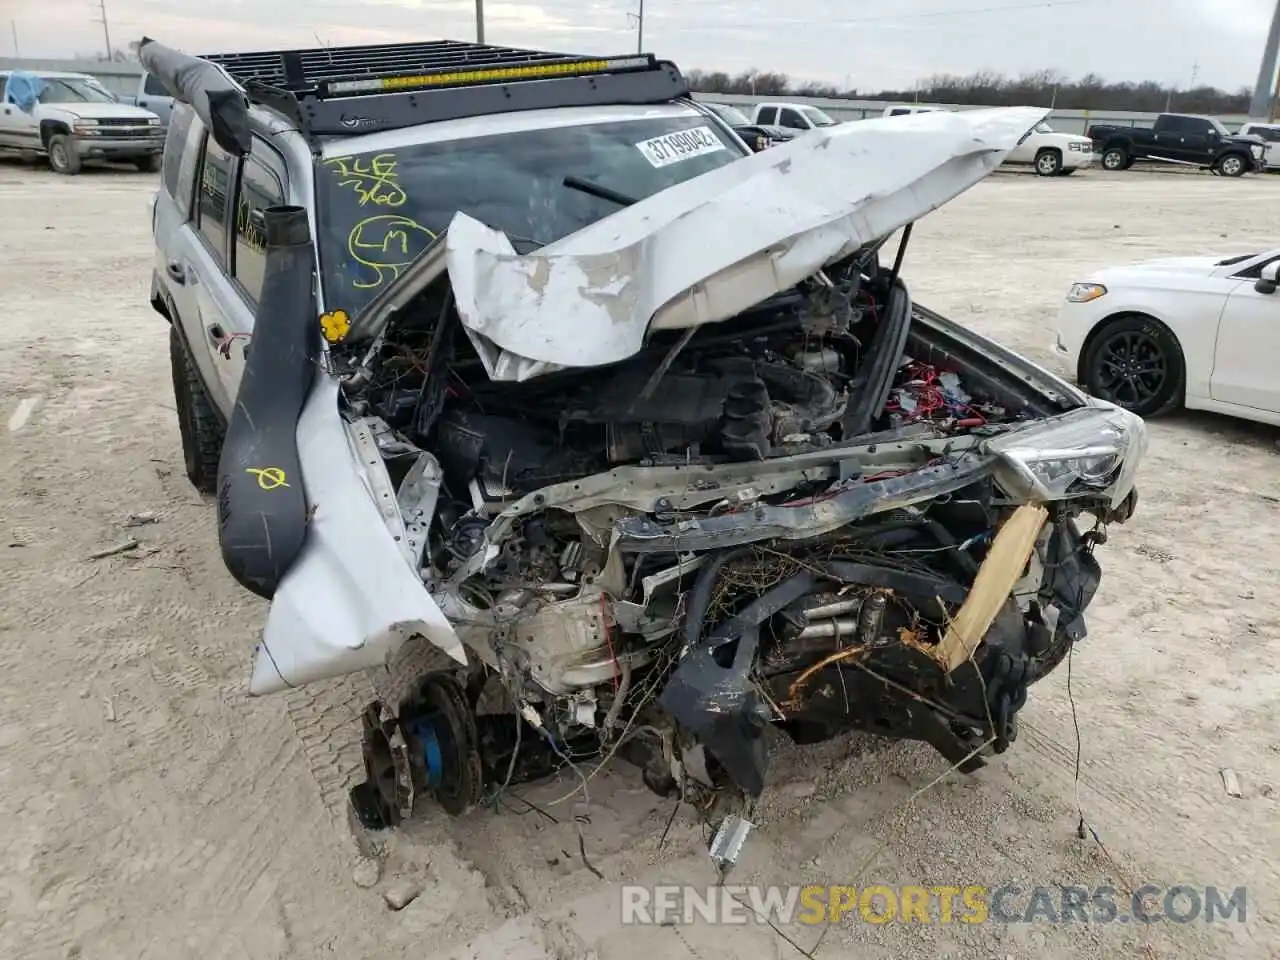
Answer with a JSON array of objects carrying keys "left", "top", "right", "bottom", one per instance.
[{"left": 634, "top": 126, "right": 728, "bottom": 168}]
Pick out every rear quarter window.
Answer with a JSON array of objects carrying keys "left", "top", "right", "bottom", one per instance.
[{"left": 162, "top": 106, "right": 195, "bottom": 199}]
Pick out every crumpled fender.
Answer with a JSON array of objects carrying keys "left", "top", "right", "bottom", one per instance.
[{"left": 248, "top": 376, "right": 465, "bottom": 695}]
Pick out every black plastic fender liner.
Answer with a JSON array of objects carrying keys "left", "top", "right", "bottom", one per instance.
[
  {"left": 137, "top": 37, "right": 251, "bottom": 157},
  {"left": 216, "top": 206, "right": 317, "bottom": 599}
]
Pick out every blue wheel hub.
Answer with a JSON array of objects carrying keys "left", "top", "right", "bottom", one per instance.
[{"left": 405, "top": 713, "right": 447, "bottom": 789}]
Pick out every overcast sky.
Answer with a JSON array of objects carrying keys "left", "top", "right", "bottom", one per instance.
[{"left": 5, "top": 0, "right": 1277, "bottom": 92}]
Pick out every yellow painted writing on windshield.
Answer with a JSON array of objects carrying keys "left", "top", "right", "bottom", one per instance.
[
  {"left": 347, "top": 214, "right": 437, "bottom": 290},
  {"left": 323, "top": 153, "right": 407, "bottom": 207}
]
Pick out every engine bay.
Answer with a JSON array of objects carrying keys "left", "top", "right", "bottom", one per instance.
[
  {"left": 344, "top": 258, "right": 1032, "bottom": 484},
  {"left": 333, "top": 254, "right": 1115, "bottom": 838}
]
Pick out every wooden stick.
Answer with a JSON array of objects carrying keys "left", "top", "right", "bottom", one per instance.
[{"left": 934, "top": 503, "right": 1048, "bottom": 673}]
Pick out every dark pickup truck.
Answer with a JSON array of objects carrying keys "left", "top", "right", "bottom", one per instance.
[
  {"left": 1088, "top": 113, "right": 1266, "bottom": 176},
  {"left": 700, "top": 101, "right": 798, "bottom": 152}
]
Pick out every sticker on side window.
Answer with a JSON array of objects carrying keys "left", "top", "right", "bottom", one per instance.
[{"left": 634, "top": 126, "right": 728, "bottom": 168}]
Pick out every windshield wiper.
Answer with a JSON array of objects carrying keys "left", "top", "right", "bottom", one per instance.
[{"left": 563, "top": 175, "right": 637, "bottom": 208}]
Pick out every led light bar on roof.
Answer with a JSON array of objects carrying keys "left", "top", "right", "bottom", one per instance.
[
  {"left": 324, "top": 56, "right": 654, "bottom": 96},
  {"left": 168, "top": 38, "right": 689, "bottom": 144}
]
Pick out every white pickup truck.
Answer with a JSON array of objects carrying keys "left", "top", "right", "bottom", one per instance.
[
  {"left": 750, "top": 101, "right": 841, "bottom": 131},
  {"left": 118, "top": 72, "right": 175, "bottom": 128},
  {"left": 0, "top": 69, "right": 164, "bottom": 174},
  {"left": 1238, "top": 121, "right": 1280, "bottom": 170},
  {"left": 1003, "top": 120, "right": 1095, "bottom": 176}
]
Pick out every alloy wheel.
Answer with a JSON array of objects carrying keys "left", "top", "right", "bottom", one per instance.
[{"left": 1096, "top": 329, "right": 1167, "bottom": 407}]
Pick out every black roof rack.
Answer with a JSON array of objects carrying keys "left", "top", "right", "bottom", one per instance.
[{"left": 193, "top": 39, "right": 690, "bottom": 143}]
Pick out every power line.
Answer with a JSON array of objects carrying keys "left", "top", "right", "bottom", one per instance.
[
  {"left": 645, "top": 0, "right": 1096, "bottom": 29},
  {"left": 90, "top": 0, "right": 112, "bottom": 59},
  {"left": 626, "top": 0, "right": 645, "bottom": 54}
]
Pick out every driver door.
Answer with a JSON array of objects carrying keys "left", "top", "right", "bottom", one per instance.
[
  {"left": 0, "top": 76, "right": 40, "bottom": 151},
  {"left": 1210, "top": 258, "right": 1280, "bottom": 413},
  {"left": 778, "top": 107, "right": 811, "bottom": 131}
]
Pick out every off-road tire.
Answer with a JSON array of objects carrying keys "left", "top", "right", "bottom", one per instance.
[
  {"left": 47, "top": 134, "right": 82, "bottom": 175},
  {"left": 1101, "top": 146, "right": 1128, "bottom": 171},
  {"left": 1215, "top": 153, "right": 1247, "bottom": 177},
  {"left": 1080, "top": 314, "right": 1185, "bottom": 418},
  {"left": 1035, "top": 148, "right": 1063, "bottom": 176},
  {"left": 135, "top": 154, "right": 162, "bottom": 173},
  {"left": 169, "top": 325, "right": 224, "bottom": 493}
]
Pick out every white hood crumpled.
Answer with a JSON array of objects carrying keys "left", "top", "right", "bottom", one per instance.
[{"left": 444, "top": 106, "right": 1050, "bottom": 382}]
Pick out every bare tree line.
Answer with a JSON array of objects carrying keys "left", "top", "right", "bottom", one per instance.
[
  {"left": 60, "top": 48, "right": 1255, "bottom": 115},
  {"left": 685, "top": 67, "right": 1255, "bottom": 114}
]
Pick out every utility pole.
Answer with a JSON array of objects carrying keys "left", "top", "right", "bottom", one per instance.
[
  {"left": 10, "top": 20, "right": 19, "bottom": 57},
  {"left": 92, "top": 0, "right": 113, "bottom": 60},
  {"left": 475, "top": 0, "right": 484, "bottom": 43},
  {"left": 1250, "top": 0, "right": 1280, "bottom": 118},
  {"left": 636, "top": 0, "right": 644, "bottom": 54}
]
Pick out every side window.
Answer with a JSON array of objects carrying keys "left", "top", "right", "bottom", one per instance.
[
  {"left": 1161, "top": 116, "right": 1189, "bottom": 134},
  {"left": 196, "top": 137, "right": 236, "bottom": 264},
  {"left": 161, "top": 106, "right": 194, "bottom": 199},
  {"left": 1231, "top": 255, "right": 1280, "bottom": 280},
  {"left": 0, "top": 77, "right": 7, "bottom": 101},
  {"left": 779, "top": 108, "right": 807, "bottom": 129},
  {"left": 889, "top": 108, "right": 910, "bottom": 117},
  {"left": 756, "top": 106, "right": 777, "bottom": 124},
  {"left": 143, "top": 74, "right": 169, "bottom": 96},
  {"left": 233, "top": 146, "right": 288, "bottom": 303}
]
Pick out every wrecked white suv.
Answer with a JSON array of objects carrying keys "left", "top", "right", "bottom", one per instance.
[{"left": 144, "top": 37, "right": 1145, "bottom": 837}]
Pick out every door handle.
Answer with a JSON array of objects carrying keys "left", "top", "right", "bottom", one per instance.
[
  {"left": 206, "top": 323, "right": 226, "bottom": 344},
  {"left": 165, "top": 260, "right": 186, "bottom": 285}
]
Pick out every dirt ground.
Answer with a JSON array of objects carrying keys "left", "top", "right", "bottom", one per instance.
[{"left": 1, "top": 159, "right": 1278, "bottom": 960}]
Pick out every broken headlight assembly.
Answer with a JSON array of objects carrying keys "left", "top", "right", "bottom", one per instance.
[{"left": 986, "top": 403, "right": 1146, "bottom": 505}]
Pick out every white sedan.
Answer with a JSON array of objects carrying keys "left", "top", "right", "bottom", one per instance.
[
  {"left": 1004, "top": 121, "right": 1095, "bottom": 176},
  {"left": 1053, "top": 250, "right": 1280, "bottom": 423}
]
